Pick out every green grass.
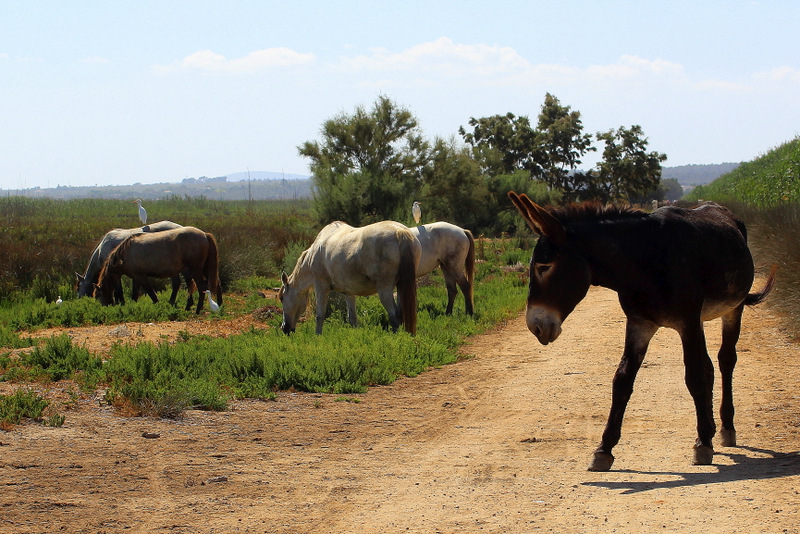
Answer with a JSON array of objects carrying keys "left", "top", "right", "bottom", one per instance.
[
  {"left": 0, "top": 241, "right": 528, "bottom": 418},
  {"left": 0, "top": 388, "right": 64, "bottom": 429}
]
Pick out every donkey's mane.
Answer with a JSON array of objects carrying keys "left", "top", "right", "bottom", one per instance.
[{"left": 548, "top": 201, "right": 646, "bottom": 223}]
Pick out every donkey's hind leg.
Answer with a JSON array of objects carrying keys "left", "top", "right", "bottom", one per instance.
[
  {"left": 680, "top": 321, "right": 717, "bottom": 465},
  {"left": 718, "top": 305, "right": 744, "bottom": 447}
]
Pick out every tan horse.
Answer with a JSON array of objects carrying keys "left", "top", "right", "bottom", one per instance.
[
  {"left": 280, "top": 221, "right": 420, "bottom": 335},
  {"left": 94, "top": 227, "right": 221, "bottom": 314},
  {"left": 410, "top": 221, "right": 475, "bottom": 315}
]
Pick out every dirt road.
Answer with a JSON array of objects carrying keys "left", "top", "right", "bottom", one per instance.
[{"left": 2, "top": 285, "right": 799, "bottom": 533}]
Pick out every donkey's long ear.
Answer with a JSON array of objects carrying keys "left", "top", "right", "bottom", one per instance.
[{"left": 507, "top": 191, "right": 566, "bottom": 242}]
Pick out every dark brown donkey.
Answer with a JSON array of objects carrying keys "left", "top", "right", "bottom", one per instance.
[
  {"left": 94, "top": 227, "right": 222, "bottom": 314},
  {"left": 508, "top": 191, "right": 776, "bottom": 471}
]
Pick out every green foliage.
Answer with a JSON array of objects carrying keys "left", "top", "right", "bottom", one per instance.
[
  {"left": 587, "top": 125, "right": 667, "bottom": 202},
  {"left": 0, "top": 388, "right": 62, "bottom": 429},
  {"left": 21, "top": 334, "right": 103, "bottom": 384},
  {"left": 686, "top": 138, "right": 800, "bottom": 207},
  {"left": 300, "top": 96, "right": 430, "bottom": 226}
]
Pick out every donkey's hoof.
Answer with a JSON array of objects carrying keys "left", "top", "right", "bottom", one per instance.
[
  {"left": 692, "top": 445, "right": 714, "bottom": 465},
  {"left": 720, "top": 428, "right": 737, "bottom": 447},
  {"left": 588, "top": 451, "right": 615, "bottom": 471}
]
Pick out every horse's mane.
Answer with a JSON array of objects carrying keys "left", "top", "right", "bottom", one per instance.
[
  {"left": 97, "top": 234, "right": 140, "bottom": 285},
  {"left": 548, "top": 201, "right": 646, "bottom": 223}
]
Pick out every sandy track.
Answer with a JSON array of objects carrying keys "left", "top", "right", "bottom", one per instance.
[{"left": 1, "top": 285, "right": 799, "bottom": 533}]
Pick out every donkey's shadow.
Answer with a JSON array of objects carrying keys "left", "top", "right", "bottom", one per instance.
[{"left": 582, "top": 446, "right": 800, "bottom": 494}]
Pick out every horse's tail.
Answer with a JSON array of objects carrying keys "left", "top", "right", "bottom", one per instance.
[
  {"left": 745, "top": 264, "right": 777, "bottom": 306},
  {"left": 397, "top": 230, "right": 418, "bottom": 335},
  {"left": 464, "top": 229, "right": 475, "bottom": 310},
  {"left": 204, "top": 232, "right": 222, "bottom": 305}
]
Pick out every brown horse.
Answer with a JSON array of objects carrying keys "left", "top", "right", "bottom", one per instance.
[
  {"left": 509, "top": 191, "right": 776, "bottom": 471},
  {"left": 94, "top": 227, "right": 222, "bottom": 313}
]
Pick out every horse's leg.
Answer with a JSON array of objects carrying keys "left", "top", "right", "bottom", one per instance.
[
  {"left": 184, "top": 272, "right": 195, "bottom": 310},
  {"left": 138, "top": 277, "right": 159, "bottom": 303},
  {"left": 454, "top": 270, "right": 474, "bottom": 316},
  {"left": 377, "top": 288, "right": 401, "bottom": 332},
  {"left": 442, "top": 269, "right": 458, "bottom": 315},
  {"left": 345, "top": 295, "right": 358, "bottom": 328},
  {"left": 314, "top": 284, "right": 331, "bottom": 334},
  {"left": 168, "top": 276, "right": 181, "bottom": 306},
  {"left": 115, "top": 281, "right": 125, "bottom": 305},
  {"left": 718, "top": 305, "right": 744, "bottom": 447},
  {"left": 680, "top": 321, "right": 717, "bottom": 465},
  {"left": 589, "top": 318, "right": 658, "bottom": 471}
]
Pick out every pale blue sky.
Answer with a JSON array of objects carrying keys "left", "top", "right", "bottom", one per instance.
[{"left": 2, "top": 1, "right": 798, "bottom": 190}]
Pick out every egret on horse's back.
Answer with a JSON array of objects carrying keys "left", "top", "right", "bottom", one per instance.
[
  {"left": 279, "top": 220, "right": 420, "bottom": 335},
  {"left": 410, "top": 221, "right": 475, "bottom": 315},
  {"left": 508, "top": 191, "right": 776, "bottom": 471}
]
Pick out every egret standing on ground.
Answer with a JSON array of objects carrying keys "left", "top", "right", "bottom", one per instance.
[
  {"left": 204, "top": 290, "right": 220, "bottom": 312},
  {"left": 133, "top": 199, "right": 147, "bottom": 226},
  {"left": 412, "top": 201, "right": 422, "bottom": 225}
]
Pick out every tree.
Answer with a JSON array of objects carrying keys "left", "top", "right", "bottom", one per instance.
[
  {"left": 421, "top": 137, "right": 489, "bottom": 229},
  {"left": 587, "top": 125, "right": 667, "bottom": 202},
  {"left": 534, "top": 93, "right": 595, "bottom": 194},
  {"left": 299, "top": 96, "right": 430, "bottom": 225},
  {"left": 458, "top": 113, "right": 538, "bottom": 176}
]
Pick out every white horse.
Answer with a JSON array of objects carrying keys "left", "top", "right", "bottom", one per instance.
[
  {"left": 76, "top": 221, "right": 188, "bottom": 304},
  {"left": 280, "top": 221, "right": 421, "bottom": 335},
  {"left": 410, "top": 222, "right": 475, "bottom": 315}
]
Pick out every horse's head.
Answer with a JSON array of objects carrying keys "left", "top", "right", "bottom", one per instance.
[
  {"left": 509, "top": 192, "right": 592, "bottom": 345},
  {"left": 279, "top": 272, "right": 308, "bottom": 335},
  {"left": 75, "top": 272, "right": 92, "bottom": 297},
  {"left": 92, "top": 282, "right": 115, "bottom": 306}
]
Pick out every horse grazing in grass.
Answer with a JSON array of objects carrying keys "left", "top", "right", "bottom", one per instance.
[
  {"left": 280, "top": 221, "right": 420, "bottom": 335},
  {"left": 94, "top": 227, "right": 222, "bottom": 314},
  {"left": 508, "top": 191, "right": 776, "bottom": 471},
  {"left": 76, "top": 221, "right": 192, "bottom": 306},
  {"left": 410, "top": 222, "right": 475, "bottom": 315}
]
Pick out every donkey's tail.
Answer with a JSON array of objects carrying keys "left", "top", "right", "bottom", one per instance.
[
  {"left": 205, "top": 232, "right": 222, "bottom": 305},
  {"left": 464, "top": 229, "right": 475, "bottom": 314},
  {"left": 745, "top": 264, "right": 777, "bottom": 306},
  {"left": 397, "top": 230, "right": 418, "bottom": 335}
]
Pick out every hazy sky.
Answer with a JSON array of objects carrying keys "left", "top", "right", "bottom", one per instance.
[{"left": 2, "top": 1, "right": 798, "bottom": 190}]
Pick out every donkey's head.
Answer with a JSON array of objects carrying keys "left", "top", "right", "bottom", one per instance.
[{"left": 508, "top": 192, "right": 592, "bottom": 345}]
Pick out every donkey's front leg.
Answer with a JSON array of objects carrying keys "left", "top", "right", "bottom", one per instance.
[
  {"left": 681, "top": 322, "right": 717, "bottom": 465},
  {"left": 589, "top": 318, "right": 658, "bottom": 471}
]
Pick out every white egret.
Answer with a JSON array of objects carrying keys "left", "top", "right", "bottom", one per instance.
[
  {"left": 133, "top": 199, "right": 147, "bottom": 225},
  {"left": 55, "top": 295, "right": 63, "bottom": 306},
  {"left": 204, "top": 290, "right": 220, "bottom": 312},
  {"left": 412, "top": 201, "right": 422, "bottom": 225}
]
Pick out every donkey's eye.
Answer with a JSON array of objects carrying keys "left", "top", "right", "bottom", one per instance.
[{"left": 536, "top": 264, "right": 552, "bottom": 277}]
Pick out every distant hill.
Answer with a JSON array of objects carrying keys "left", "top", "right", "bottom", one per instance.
[
  {"left": 662, "top": 163, "right": 740, "bottom": 186},
  {"left": 3, "top": 173, "right": 312, "bottom": 201},
  {"left": 2, "top": 164, "right": 739, "bottom": 200}
]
